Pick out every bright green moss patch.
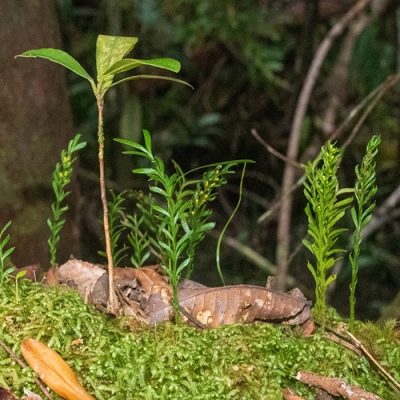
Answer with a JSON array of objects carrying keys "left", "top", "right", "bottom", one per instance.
[{"left": 0, "top": 279, "right": 399, "bottom": 399}]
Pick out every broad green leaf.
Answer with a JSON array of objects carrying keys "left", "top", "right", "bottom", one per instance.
[
  {"left": 16, "top": 270, "right": 27, "bottom": 279},
  {"left": 16, "top": 49, "right": 93, "bottom": 81},
  {"left": 104, "top": 58, "right": 181, "bottom": 76},
  {"left": 96, "top": 35, "right": 138, "bottom": 81}
]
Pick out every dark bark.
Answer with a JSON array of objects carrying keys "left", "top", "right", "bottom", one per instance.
[{"left": 0, "top": 0, "right": 79, "bottom": 269}]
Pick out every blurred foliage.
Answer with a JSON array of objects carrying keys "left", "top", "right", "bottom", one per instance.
[{"left": 57, "top": 0, "right": 400, "bottom": 320}]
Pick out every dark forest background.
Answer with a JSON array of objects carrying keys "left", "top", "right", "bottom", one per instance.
[{"left": 1, "top": 0, "right": 400, "bottom": 322}]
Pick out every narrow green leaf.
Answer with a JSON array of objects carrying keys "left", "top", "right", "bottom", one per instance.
[
  {"left": 150, "top": 186, "right": 167, "bottom": 196},
  {"left": 177, "top": 230, "right": 193, "bottom": 252},
  {"left": 3, "top": 247, "right": 15, "bottom": 259},
  {"left": 16, "top": 49, "right": 93, "bottom": 81},
  {"left": 133, "top": 168, "right": 158, "bottom": 175},
  {"left": 143, "top": 130, "right": 152, "bottom": 154},
  {"left": 104, "top": 57, "right": 181, "bottom": 76},
  {"left": 110, "top": 74, "right": 194, "bottom": 90},
  {"left": 177, "top": 258, "right": 191, "bottom": 274},
  {"left": 307, "top": 261, "right": 317, "bottom": 280},
  {"left": 152, "top": 205, "right": 170, "bottom": 218},
  {"left": 0, "top": 221, "right": 12, "bottom": 237},
  {"left": 3, "top": 266, "right": 16, "bottom": 276},
  {"left": 197, "top": 222, "right": 216, "bottom": 232}
]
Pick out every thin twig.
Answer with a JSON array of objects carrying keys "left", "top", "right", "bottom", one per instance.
[
  {"left": 251, "top": 129, "right": 303, "bottom": 169},
  {"left": 346, "top": 331, "right": 400, "bottom": 391},
  {"left": 0, "top": 338, "right": 53, "bottom": 400},
  {"left": 341, "top": 75, "right": 400, "bottom": 154},
  {"left": 276, "top": 0, "right": 372, "bottom": 292}
]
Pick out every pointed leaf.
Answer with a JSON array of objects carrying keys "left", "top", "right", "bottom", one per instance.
[
  {"left": 152, "top": 205, "right": 170, "bottom": 218},
  {"left": 2, "top": 247, "right": 15, "bottom": 259},
  {"left": 96, "top": 35, "right": 138, "bottom": 81},
  {"left": 150, "top": 186, "right": 168, "bottom": 196},
  {"left": 3, "top": 266, "right": 16, "bottom": 276},
  {"left": 197, "top": 222, "right": 216, "bottom": 232},
  {"left": 143, "top": 129, "right": 152, "bottom": 154},
  {"left": 16, "top": 49, "right": 93, "bottom": 81},
  {"left": 110, "top": 74, "right": 194, "bottom": 89},
  {"left": 0, "top": 221, "right": 12, "bottom": 237},
  {"left": 133, "top": 168, "right": 157, "bottom": 175}
]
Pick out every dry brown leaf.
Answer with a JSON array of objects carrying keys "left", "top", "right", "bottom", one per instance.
[
  {"left": 147, "top": 283, "right": 312, "bottom": 329},
  {"left": 21, "top": 338, "right": 95, "bottom": 400}
]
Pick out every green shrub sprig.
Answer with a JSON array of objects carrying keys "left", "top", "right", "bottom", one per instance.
[
  {"left": 115, "top": 130, "right": 249, "bottom": 321},
  {"left": 302, "top": 142, "right": 353, "bottom": 326},
  {"left": 349, "top": 135, "right": 380, "bottom": 332},
  {"left": 48, "top": 134, "right": 86, "bottom": 268}
]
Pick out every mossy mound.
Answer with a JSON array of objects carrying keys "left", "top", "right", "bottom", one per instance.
[{"left": 0, "top": 279, "right": 398, "bottom": 399}]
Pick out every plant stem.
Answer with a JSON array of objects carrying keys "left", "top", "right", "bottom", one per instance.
[{"left": 97, "top": 96, "right": 115, "bottom": 312}]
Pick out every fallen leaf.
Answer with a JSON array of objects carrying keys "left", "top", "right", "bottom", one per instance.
[
  {"left": 21, "top": 338, "right": 95, "bottom": 400},
  {"left": 147, "top": 283, "right": 312, "bottom": 329}
]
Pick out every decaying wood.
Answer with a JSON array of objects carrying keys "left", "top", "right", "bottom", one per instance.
[
  {"left": 296, "top": 370, "right": 382, "bottom": 400},
  {"left": 55, "top": 260, "right": 313, "bottom": 332}
]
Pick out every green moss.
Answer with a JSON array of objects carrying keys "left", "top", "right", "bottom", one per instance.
[{"left": 0, "top": 280, "right": 398, "bottom": 399}]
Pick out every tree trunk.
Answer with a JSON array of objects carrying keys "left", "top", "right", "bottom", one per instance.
[{"left": 0, "top": 0, "right": 79, "bottom": 269}]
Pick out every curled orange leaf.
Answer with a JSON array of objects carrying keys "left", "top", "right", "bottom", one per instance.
[{"left": 21, "top": 338, "right": 95, "bottom": 400}]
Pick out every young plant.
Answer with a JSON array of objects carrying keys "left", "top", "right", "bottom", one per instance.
[
  {"left": 125, "top": 214, "right": 151, "bottom": 268},
  {"left": 115, "top": 130, "right": 245, "bottom": 322},
  {"left": 98, "top": 190, "right": 129, "bottom": 268},
  {"left": 0, "top": 221, "right": 16, "bottom": 285},
  {"left": 10, "top": 270, "right": 27, "bottom": 304},
  {"left": 48, "top": 134, "right": 86, "bottom": 268},
  {"left": 302, "top": 142, "right": 353, "bottom": 326},
  {"left": 349, "top": 135, "right": 380, "bottom": 332},
  {"left": 17, "top": 34, "right": 191, "bottom": 312}
]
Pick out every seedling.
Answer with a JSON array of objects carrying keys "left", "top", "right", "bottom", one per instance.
[
  {"left": 17, "top": 34, "right": 191, "bottom": 311},
  {"left": 48, "top": 134, "right": 86, "bottom": 268},
  {"left": 10, "top": 270, "right": 27, "bottom": 304}
]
